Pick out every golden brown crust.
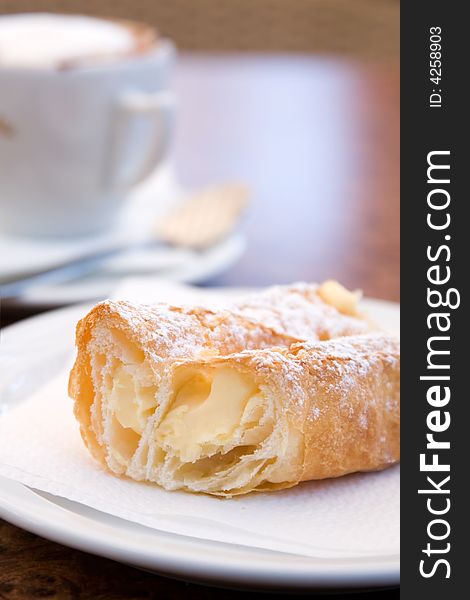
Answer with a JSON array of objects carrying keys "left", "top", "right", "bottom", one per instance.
[{"left": 295, "top": 336, "right": 400, "bottom": 481}]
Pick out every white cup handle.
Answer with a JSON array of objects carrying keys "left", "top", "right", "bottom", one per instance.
[{"left": 106, "top": 89, "right": 175, "bottom": 190}]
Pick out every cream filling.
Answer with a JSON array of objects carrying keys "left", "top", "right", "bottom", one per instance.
[
  {"left": 102, "top": 360, "right": 300, "bottom": 493},
  {"left": 108, "top": 364, "right": 157, "bottom": 435},
  {"left": 318, "top": 280, "right": 361, "bottom": 315},
  {"left": 150, "top": 365, "right": 296, "bottom": 494},
  {"left": 156, "top": 367, "right": 261, "bottom": 463}
]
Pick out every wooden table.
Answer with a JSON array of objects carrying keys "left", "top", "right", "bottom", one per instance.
[
  {"left": 0, "top": 54, "right": 399, "bottom": 599},
  {"left": 174, "top": 54, "right": 399, "bottom": 301}
]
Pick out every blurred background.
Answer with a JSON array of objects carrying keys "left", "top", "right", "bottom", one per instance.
[
  {"left": 0, "top": 2, "right": 400, "bottom": 598},
  {"left": 0, "top": 0, "right": 399, "bottom": 56},
  {"left": 0, "top": 0, "right": 399, "bottom": 314}
]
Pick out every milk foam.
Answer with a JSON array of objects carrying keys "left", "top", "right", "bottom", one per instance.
[{"left": 0, "top": 13, "right": 137, "bottom": 68}]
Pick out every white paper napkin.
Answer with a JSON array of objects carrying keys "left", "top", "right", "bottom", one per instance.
[{"left": 0, "top": 369, "right": 399, "bottom": 559}]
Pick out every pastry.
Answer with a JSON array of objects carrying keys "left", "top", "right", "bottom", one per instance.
[{"left": 68, "top": 282, "right": 397, "bottom": 495}]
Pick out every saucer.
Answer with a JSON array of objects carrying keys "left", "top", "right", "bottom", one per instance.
[{"left": 0, "top": 164, "right": 246, "bottom": 308}]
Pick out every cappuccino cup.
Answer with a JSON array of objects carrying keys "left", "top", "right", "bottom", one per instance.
[{"left": 0, "top": 13, "right": 176, "bottom": 237}]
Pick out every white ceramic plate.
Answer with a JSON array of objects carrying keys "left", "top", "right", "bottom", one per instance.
[{"left": 0, "top": 296, "right": 400, "bottom": 591}]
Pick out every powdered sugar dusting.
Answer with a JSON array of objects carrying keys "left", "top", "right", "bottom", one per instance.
[{"left": 233, "top": 283, "right": 371, "bottom": 341}]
